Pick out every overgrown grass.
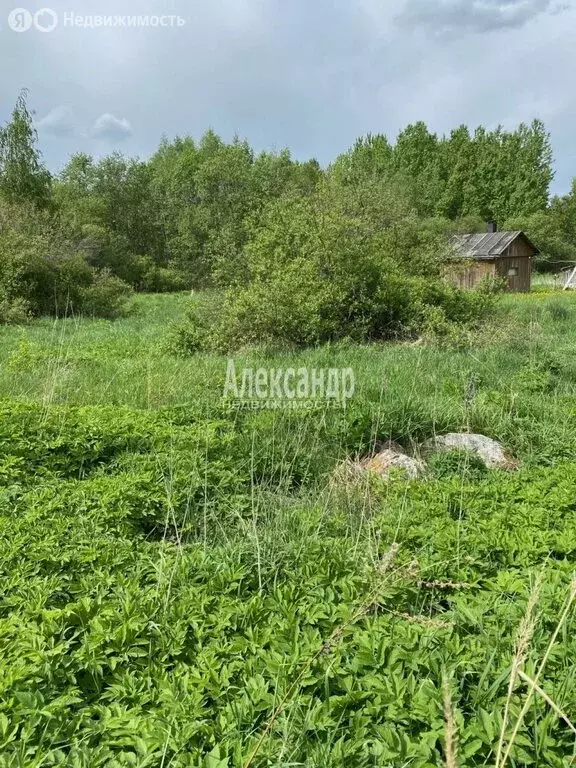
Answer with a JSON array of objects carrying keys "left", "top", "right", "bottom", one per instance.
[{"left": 0, "top": 290, "right": 575, "bottom": 766}]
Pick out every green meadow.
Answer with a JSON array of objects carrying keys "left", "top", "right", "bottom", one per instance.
[{"left": 1, "top": 289, "right": 576, "bottom": 766}]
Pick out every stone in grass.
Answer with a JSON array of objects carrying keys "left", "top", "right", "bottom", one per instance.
[
  {"left": 423, "top": 433, "right": 516, "bottom": 470},
  {"left": 361, "top": 447, "right": 426, "bottom": 480}
]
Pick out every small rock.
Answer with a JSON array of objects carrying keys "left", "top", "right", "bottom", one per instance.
[
  {"left": 423, "top": 433, "right": 515, "bottom": 470},
  {"left": 361, "top": 449, "right": 426, "bottom": 480}
]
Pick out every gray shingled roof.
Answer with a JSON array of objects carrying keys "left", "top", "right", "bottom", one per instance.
[{"left": 451, "top": 231, "right": 539, "bottom": 260}]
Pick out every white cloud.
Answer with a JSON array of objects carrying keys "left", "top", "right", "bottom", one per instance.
[
  {"left": 35, "top": 105, "right": 76, "bottom": 137},
  {"left": 90, "top": 113, "right": 133, "bottom": 141}
]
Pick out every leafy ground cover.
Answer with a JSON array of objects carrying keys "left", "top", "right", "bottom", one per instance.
[{"left": 0, "top": 291, "right": 575, "bottom": 766}]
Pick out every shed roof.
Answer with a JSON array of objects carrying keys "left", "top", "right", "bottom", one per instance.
[{"left": 451, "top": 231, "right": 540, "bottom": 260}]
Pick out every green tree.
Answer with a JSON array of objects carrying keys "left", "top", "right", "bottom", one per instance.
[
  {"left": 147, "top": 131, "right": 321, "bottom": 288},
  {"left": 507, "top": 179, "right": 576, "bottom": 271},
  {"left": 0, "top": 90, "right": 52, "bottom": 208},
  {"left": 329, "top": 133, "right": 393, "bottom": 186},
  {"left": 437, "top": 125, "right": 474, "bottom": 219},
  {"left": 392, "top": 122, "right": 445, "bottom": 217},
  {"left": 55, "top": 152, "right": 165, "bottom": 286}
]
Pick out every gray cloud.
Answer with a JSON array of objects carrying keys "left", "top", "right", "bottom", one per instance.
[
  {"left": 397, "top": 0, "right": 565, "bottom": 35},
  {"left": 1, "top": 0, "right": 575, "bottom": 192},
  {"left": 35, "top": 105, "right": 76, "bottom": 137},
  {"left": 90, "top": 113, "right": 133, "bottom": 142}
]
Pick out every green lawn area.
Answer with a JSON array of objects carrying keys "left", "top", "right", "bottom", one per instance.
[{"left": 1, "top": 290, "right": 576, "bottom": 766}]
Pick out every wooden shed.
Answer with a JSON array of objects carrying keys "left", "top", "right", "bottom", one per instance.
[{"left": 448, "top": 229, "right": 539, "bottom": 292}]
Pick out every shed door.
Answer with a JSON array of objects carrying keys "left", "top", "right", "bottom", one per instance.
[{"left": 505, "top": 263, "right": 520, "bottom": 291}]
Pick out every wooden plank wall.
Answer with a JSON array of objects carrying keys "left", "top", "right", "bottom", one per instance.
[
  {"left": 445, "top": 260, "right": 496, "bottom": 289},
  {"left": 495, "top": 238, "right": 533, "bottom": 292}
]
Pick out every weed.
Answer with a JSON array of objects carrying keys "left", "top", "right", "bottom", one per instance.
[{"left": 0, "top": 291, "right": 576, "bottom": 765}]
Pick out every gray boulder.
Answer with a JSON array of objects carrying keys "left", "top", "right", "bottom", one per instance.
[
  {"left": 424, "top": 433, "right": 514, "bottom": 469},
  {"left": 361, "top": 449, "right": 426, "bottom": 480}
]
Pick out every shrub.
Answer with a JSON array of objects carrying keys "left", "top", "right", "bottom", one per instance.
[
  {"left": 166, "top": 291, "right": 223, "bottom": 354},
  {"left": 0, "top": 200, "right": 132, "bottom": 322},
  {"left": 139, "top": 263, "right": 191, "bottom": 293},
  {"left": 78, "top": 268, "right": 133, "bottom": 319},
  {"left": 0, "top": 296, "right": 31, "bottom": 324},
  {"left": 172, "top": 268, "right": 498, "bottom": 353},
  {"left": 169, "top": 185, "right": 498, "bottom": 351}
]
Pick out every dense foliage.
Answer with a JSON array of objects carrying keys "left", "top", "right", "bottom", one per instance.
[
  {"left": 331, "top": 121, "right": 553, "bottom": 222},
  {"left": 2, "top": 83, "right": 576, "bottom": 767},
  {"left": 0, "top": 200, "right": 132, "bottom": 323},
  {"left": 0, "top": 94, "right": 133, "bottom": 321},
  {"left": 0, "top": 292, "right": 575, "bottom": 765},
  {"left": 172, "top": 183, "right": 498, "bottom": 350},
  {"left": 1, "top": 91, "right": 576, "bottom": 325}
]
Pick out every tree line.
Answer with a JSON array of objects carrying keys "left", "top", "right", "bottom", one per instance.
[{"left": 0, "top": 90, "right": 575, "bottom": 325}]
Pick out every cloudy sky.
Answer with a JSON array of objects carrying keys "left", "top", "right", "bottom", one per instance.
[{"left": 1, "top": 0, "right": 575, "bottom": 193}]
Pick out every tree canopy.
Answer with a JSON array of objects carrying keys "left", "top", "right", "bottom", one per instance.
[{"left": 0, "top": 90, "right": 574, "bottom": 324}]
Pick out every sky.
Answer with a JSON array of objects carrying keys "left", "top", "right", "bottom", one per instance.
[{"left": 1, "top": 0, "right": 575, "bottom": 194}]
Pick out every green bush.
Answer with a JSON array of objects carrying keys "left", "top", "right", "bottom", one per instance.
[
  {"left": 169, "top": 186, "right": 498, "bottom": 351},
  {"left": 139, "top": 264, "right": 191, "bottom": 293},
  {"left": 78, "top": 268, "right": 134, "bottom": 319},
  {"left": 0, "top": 295, "right": 31, "bottom": 324},
  {"left": 166, "top": 291, "right": 223, "bottom": 354},
  {"left": 0, "top": 201, "right": 133, "bottom": 322},
  {"left": 173, "top": 266, "right": 498, "bottom": 352}
]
